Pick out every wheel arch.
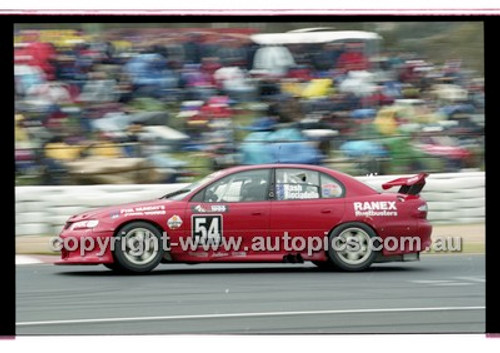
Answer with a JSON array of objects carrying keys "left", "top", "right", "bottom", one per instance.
[
  {"left": 114, "top": 218, "right": 166, "bottom": 238},
  {"left": 328, "top": 219, "right": 380, "bottom": 238}
]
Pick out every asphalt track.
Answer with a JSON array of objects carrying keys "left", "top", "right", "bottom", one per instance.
[{"left": 16, "top": 254, "right": 485, "bottom": 334}]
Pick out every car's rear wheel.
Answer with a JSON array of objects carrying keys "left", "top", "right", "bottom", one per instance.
[
  {"left": 327, "top": 222, "right": 379, "bottom": 272},
  {"left": 112, "top": 222, "right": 164, "bottom": 274}
]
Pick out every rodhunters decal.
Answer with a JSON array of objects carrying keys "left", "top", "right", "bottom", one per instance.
[
  {"left": 191, "top": 204, "right": 229, "bottom": 213},
  {"left": 354, "top": 201, "right": 398, "bottom": 217},
  {"left": 167, "top": 214, "right": 183, "bottom": 229}
]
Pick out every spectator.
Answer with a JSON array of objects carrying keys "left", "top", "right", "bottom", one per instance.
[
  {"left": 336, "top": 42, "right": 369, "bottom": 72},
  {"left": 313, "top": 42, "right": 344, "bottom": 71}
]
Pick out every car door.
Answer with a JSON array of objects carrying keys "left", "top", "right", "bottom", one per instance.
[
  {"left": 183, "top": 168, "right": 272, "bottom": 260},
  {"left": 269, "top": 168, "right": 345, "bottom": 255}
]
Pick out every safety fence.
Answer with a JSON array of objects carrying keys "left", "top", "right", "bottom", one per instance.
[{"left": 15, "top": 172, "right": 484, "bottom": 236}]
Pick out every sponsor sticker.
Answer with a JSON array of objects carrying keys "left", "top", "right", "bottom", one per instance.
[
  {"left": 353, "top": 201, "right": 398, "bottom": 217},
  {"left": 231, "top": 251, "right": 247, "bottom": 257},
  {"left": 187, "top": 252, "right": 209, "bottom": 258},
  {"left": 191, "top": 204, "right": 229, "bottom": 213},
  {"left": 110, "top": 211, "right": 120, "bottom": 219},
  {"left": 212, "top": 252, "right": 230, "bottom": 258},
  {"left": 322, "top": 183, "right": 342, "bottom": 198},
  {"left": 120, "top": 205, "right": 166, "bottom": 217},
  {"left": 167, "top": 214, "right": 183, "bottom": 229}
]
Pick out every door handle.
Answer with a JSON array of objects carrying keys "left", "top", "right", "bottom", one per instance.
[
  {"left": 321, "top": 209, "right": 332, "bottom": 214},
  {"left": 251, "top": 211, "right": 263, "bottom": 216}
]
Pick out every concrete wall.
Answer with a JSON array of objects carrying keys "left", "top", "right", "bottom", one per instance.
[{"left": 15, "top": 172, "right": 485, "bottom": 236}]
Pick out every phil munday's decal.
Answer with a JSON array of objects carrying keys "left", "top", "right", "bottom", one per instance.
[{"left": 120, "top": 205, "right": 166, "bottom": 217}]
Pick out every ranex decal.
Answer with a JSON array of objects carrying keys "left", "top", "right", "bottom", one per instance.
[
  {"left": 353, "top": 201, "right": 398, "bottom": 217},
  {"left": 167, "top": 215, "right": 183, "bottom": 229},
  {"left": 120, "top": 205, "right": 166, "bottom": 217},
  {"left": 191, "top": 204, "right": 229, "bottom": 213}
]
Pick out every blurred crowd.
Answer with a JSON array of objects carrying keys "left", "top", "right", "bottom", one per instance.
[{"left": 14, "top": 27, "right": 484, "bottom": 185}]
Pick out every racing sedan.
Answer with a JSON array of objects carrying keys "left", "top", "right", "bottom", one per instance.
[{"left": 56, "top": 164, "right": 432, "bottom": 273}]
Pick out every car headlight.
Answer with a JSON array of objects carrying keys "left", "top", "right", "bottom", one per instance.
[{"left": 71, "top": 220, "right": 99, "bottom": 230}]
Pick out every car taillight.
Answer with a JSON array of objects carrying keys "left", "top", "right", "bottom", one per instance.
[
  {"left": 418, "top": 204, "right": 428, "bottom": 212},
  {"left": 417, "top": 203, "right": 428, "bottom": 219}
]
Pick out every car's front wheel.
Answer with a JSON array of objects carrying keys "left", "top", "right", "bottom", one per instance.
[
  {"left": 327, "top": 222, "right": 379, "bottom": 272},
  {"left": 112, "top": 222, "right": 165, "bottom": 273}
]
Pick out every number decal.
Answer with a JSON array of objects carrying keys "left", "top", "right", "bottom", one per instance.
[{"left": 191, "top": 215, "right": 223, "bottom": 245}]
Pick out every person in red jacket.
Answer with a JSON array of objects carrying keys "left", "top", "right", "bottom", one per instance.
[
  {"left": 24, "top": 35, "right": 58, "bottom": 80},
  {"left": 336, "top": 42, "right": 370, "bottom": 73}
]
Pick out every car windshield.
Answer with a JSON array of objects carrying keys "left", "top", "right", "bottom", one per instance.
[{"left": 160, "top": 171, "right": 222, "bottom": 201}]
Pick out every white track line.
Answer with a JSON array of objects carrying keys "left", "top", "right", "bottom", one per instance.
[
  {"left": 15, "top": 255, "right": 43, "bottom": 265},
  {"left": 455, "top": 276, "right": 486, "bottom": 283},
  {"left": 16, "top": 306, "right": 485, "bottom": 327}
]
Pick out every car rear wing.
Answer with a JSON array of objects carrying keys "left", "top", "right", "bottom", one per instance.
[{"left": 382, "top": 173, "right": 429, "bottom": 195}]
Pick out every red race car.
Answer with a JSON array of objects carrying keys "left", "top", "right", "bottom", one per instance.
[{"left": 55, "top": 164, "right": 432, "bottom": 273}]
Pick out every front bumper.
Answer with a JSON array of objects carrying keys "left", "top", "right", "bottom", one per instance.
[{"left": 55, "top": 229, "right": 115, "bottom": 265}]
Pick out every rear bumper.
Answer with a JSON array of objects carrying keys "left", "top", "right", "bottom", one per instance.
[
  {"left": 375, "top": 252, "right": 420, "bottom": 263},
  {"left": 379, "top": 219, "right": 432, "bottom": 257},
  {"left": 419, "top": 220, "right": 433, "bottom": 249}
]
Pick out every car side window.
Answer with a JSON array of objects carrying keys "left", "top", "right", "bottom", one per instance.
[
  {"left": 195, "top": 169, "right": 271, "bottom": 203},
  {"left": 320, "top": 173, "right": 344, "bottom": 198},
  {"left": 275, "top": 169, "right": 320, "bottom": 200}
]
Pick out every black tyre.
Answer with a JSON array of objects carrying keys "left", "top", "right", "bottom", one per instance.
[
  {"left": 312, "top": 261, "right": 339, "bottom": 271},
  {"left": 327, "top": 222, "right": 379, "bottom": 272},
  {"left": 103, "top": 263, "right": 123, "bottom": 272},
  {"left": 113, "top": 221, "right": 164, "bottom": 273}
]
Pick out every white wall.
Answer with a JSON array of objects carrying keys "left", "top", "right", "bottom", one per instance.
[
  {"left": 358, "top": 172, "right": 485, "bottom": 224},
  {"left": 15, "top": 172, "right": 485, "bottom": 236}
]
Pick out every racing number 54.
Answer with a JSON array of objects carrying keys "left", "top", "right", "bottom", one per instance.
[{"left": 192, "top": 215, "right": 223, "bottom": 244}]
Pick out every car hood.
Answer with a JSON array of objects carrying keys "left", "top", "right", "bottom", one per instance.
[{"left": 67, "top": 198, "right": 181, "bottom": 222}]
